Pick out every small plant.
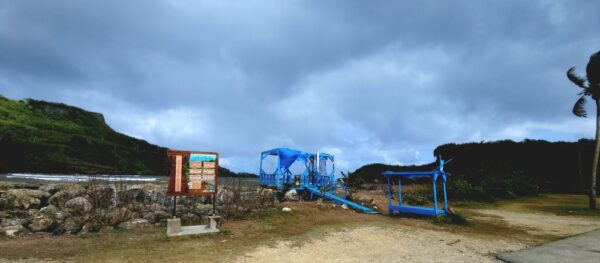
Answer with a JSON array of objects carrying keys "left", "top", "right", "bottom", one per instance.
[{"left": 431, "top": 213, "right": 468, "bottom": 226}]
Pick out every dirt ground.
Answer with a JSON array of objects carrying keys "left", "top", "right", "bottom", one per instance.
[
  {"left": 234, "top": 193, "right": 600, "bottom": 263},
  {"left": 235, "top": 225, "right": 522, "bottom": 263}
]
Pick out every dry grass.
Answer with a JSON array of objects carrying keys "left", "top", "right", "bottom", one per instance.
[{"left": 1, "top": 193, "right": 598, "bottom": 262}]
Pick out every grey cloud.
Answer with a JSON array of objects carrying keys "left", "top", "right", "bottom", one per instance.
[{"left": 0, "top": 0, "right": 599, "bottom": 172}]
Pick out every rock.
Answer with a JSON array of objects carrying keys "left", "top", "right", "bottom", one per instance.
[
  {"left": 1, "top": 218, "right": 27, "bottom": 227},
  {"left": 316, "top": 198, "right": 323, "bottom": 206},
  {"left": 81, "top": 220, "right": 103, "bottom": 234},
  {"left": 282, "top": 207, "right": 292, "bottom": 212},
  {"left": 28, "top": 216, "right": 56, "bottom": 232},
  {"left": 194, "top": 204, "right": 213, "bottom": 215},
  {"left": 284, "top": 189, "right": 301, "bottom": 201},
  {"left": 65, "top": 197, "right": 92, "bottom": 215},
  {"left": 341, "top": 204, "right": 348, "bottom": 210},
  {"left": 60, "top": 217, "right": 83, "bottom": 234},
  {"left": 1, "top": 224, "right": 24, "bottom": 236},
  {"left": 3, "top": 189, "right": 50, "bottom": 209},
  {"left": 0, "top": 182, "right": 40, "bottom": 190},
  {"left": 118, "top": 219, "right": 150, "bottom": 230},
  {"left": 48, "top": 184, "right": 86, "bottom": 207},
  {"left": 181, "top": 213, "right": 200, "bottom": 225},
  {"left": 142, "top": 212, "right": 158, "bottom": 224},
  {"left": 39, "top": 205, "right": 60, "bottom": 216},
  {"left": 147, "top": 203, "right": 168, "bottom": 212},
  {"left": 105, "top": 207, "right": 132, "bottom": 226},
  {"left": 86, "top": 185, "right": 115, "bottom": 209},
  {"left": 154, "top": 211, "right": 171, "bottom": 224},
  {"left": 217, "top": 188, "right": 234, "bottom": 204},
  {"left": 53, "top": 211, "right": 69, "bottom": 223},
  {"left": 38, "top": 184, "right": 61, "bottom": 195}
]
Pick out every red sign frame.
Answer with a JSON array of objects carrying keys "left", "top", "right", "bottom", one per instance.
[{"left": 166, "top": 150, "right": 219, "bottom": 196}]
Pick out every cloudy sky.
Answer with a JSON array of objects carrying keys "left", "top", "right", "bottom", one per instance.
[{"left": 1, "top": 1, "right": 599, "bottom": 173}]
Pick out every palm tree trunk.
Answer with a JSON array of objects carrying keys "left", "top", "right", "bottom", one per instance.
[{"left": 591, "top": 100, "right": 600, "bottom": 209}]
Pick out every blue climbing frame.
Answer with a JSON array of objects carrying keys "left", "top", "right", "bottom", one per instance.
[
  {"left": 382, "top": 159, "right": 450, "bottom": 217},
  {"left": 259, "top": 147, "right": 336, "bottom": 191},
  {"left": 259, "top": 147, "right": 378, "bottom": 214}
]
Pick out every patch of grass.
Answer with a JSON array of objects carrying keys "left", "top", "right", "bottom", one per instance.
[{"left": 431, "top": 213, "right": 468, "bottom": 226}]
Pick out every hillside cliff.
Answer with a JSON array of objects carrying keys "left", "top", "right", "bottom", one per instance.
[{"left": 0, "top": 96, "right": 169, "bottom": 175}]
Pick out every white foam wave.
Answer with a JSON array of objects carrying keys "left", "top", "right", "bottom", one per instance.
[{"left": 6, "top": 173, "right": 159, "bottom": 182}]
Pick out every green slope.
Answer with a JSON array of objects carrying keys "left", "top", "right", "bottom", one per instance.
[{"left": 0, "top": 95, "right": 170, "bottom": 175}]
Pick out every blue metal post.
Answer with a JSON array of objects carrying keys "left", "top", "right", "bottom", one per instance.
[
  {"left": 432, "top": 173, "right": 438, "bottom": 216},
  {"left": 442, "top": 174, "right": 448, "bottom": 212},
  {"left": 397, "top": 178, "right": 402, "bottom": 206},
  {"left": 276, "top": 152, "right": 281, "bottom": 190},
  {"left": 259, "top": 153, "right": 264, "bottom": 185},
  {"left": 386, "top": 175, "right": 393, "bottom": 216}
]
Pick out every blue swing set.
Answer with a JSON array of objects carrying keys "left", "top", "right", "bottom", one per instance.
[
  {"left": 381, "top": 158, "right": 451, "bottom": 217},
  {"left": 259, "top": 147, "right": 378, "bottom": 214}
]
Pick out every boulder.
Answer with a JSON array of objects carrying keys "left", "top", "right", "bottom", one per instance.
[
  {"left": 65, "top": 197, "right": 92, "bottom": 215},
  {"left": 81, "top": 220, "right": 103, "bottom": 234},
  {"left": 48, "top": 184, "right": 86, "bottom": 207},
  {"left": 3, "top": 189, "right": 50, "bottom": 209},
  {"left": 38, "top": 184, "right": 61, "bottom": 195},
  {"left": 147, "top": 203, "right": 168, "bottom": 212},
  {"left": 87, "top": 185, "right": 115, "bottom": 209},
  {"left": 39, "top": 205, "right": 60, "bottom": 216},
  {"left": 284, "top": 189, "right": 301, "bottom": 201},
  {"left": 181, "top": 213, "right": 200, "bottom": 225},
  {"left": 217, "top": 188, "right": 234, "bottom": 204},
  {"left": 1, "top": 224, "right": 24, "bottom": 237},
  {"left": 1, "top": 218, "right": 27, "bottom": 227},
  {"left": 60, "top": 217, "right": 83, "bottom": 234},
  {"left": 0, "top": 182, "right": 40, "bottom": 190},
  {"left": 28, "top": 216, "right": 56, "bottom": 232},
  {"left": 118, "top": 219, "right": 150, "bottom": 230},
  {"left": 105, "top": 207, "right": 132, "bottom": 226},
  {"left": 194, "top": 204, "right": 213, "bottom": 215},
  {"left": 53, "top": 211, "right": 69, "bottom": 223}
]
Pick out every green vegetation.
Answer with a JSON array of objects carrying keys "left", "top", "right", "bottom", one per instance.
[
  {"left": 350, "top": 139, "right": 598, "bottom": 201},
  {"left": 0, "top": 96, "right": 170, "bottom": 174},
  {"left": 0, "top": 95, "right": 256, "bottom": 176}
]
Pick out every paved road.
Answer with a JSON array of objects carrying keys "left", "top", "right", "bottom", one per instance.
[{"left": 498, "top": 229, "right": 600, "bottom": 263}]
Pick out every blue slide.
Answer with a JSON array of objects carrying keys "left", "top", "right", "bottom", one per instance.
[{"left": 305, "top": 186, "right": 379, "bottom": 214}]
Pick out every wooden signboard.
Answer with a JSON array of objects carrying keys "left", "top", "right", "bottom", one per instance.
[{"left": 167, "top": 150, "right": 219, "bottom": 196}]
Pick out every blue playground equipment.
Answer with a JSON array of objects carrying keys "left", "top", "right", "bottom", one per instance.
[
  {"left": 259, "top": 147, "right": 378, "bottom": 214},
  {"left": 381, "top": 158, "right": 451, "bottom": 217}
]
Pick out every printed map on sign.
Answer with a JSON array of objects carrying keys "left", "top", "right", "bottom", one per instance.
[
  {"left": 187, "top": 153, "right": 217, "bottom": 193},
  {"left": 166, "top": 150, "right": 219, "bottom": 196}
]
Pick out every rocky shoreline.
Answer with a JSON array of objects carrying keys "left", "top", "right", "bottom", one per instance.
[{"left": 0, "top": 181, "right": 279, "bottom": 237}]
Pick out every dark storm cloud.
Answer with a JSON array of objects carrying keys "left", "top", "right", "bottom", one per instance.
[{"left": 1, "top": 0, "right": 599, "bottom": 172}]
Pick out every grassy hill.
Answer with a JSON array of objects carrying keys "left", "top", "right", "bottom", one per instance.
[{"left": 0, "top": 95, "right": 171, "bottom": 175}]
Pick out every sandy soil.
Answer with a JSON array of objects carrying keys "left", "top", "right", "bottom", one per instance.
[
  {"left": 234, "top": 203, "right": 600, "bottom": 263},
  {"left": 473, "top": 209, "right": 600, "bottom": 236},
  {"left": 235, "top": 225, "right": 521, "bottom": 263}
]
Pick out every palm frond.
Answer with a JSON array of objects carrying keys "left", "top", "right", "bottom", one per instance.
[
  {"left": 567, "top": 67, "right": 587, "bottom": 88},
  {"left": 587, "top": 51, "right": 600, "bottom": 87},
  {"left": 573, "top": 95, "right": 587, "bottom": 117}
]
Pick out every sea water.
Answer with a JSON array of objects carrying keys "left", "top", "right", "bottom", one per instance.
[{"left": 0, "top": 173, "right": 258, "bottom": 187}]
